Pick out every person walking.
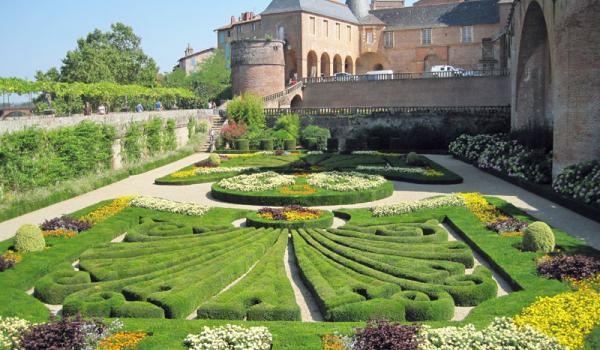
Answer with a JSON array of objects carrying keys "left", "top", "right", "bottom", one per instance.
[
  {"left": 209, "top": 128, "right": 217, "bottom": 152},
  {"left": 98, "top": 104, "right": 107, "bottom": 115},
  {"left": 154, "top": 100, "right": 163, "bottom": 111},
  {"left": 135, "top": 103, "right": 144, "bottom": 113}
]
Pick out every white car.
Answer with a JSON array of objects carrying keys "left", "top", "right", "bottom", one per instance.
[{"left": 430, "top": 65, "right": 463, "bottom": 77}]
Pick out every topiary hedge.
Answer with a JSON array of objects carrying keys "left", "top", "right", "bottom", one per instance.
[
  {"left": 284, "top": 139, "right": 296, "bottom": 151},
  {"left": 246, "top": 211, "right": 334, "bottom": 229},
  {"left": 15, "top": 224, "right": 45, "bottom": 253},
  {"left": 522, "top": 221, "right": 555, "bottom": 253},
  {"left": 260, "top": 139, "right": 274, "bottom": 151},
  {"left": 235, "top": 139, "right": 250, "bottom": 152}
]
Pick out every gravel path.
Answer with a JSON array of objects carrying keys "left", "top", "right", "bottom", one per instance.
[
  {"left": 1, "top": 153, "right": 599, "bottom": 251},
  {"left": 284, "top": 234, "right": 324, "bottom": 322}
]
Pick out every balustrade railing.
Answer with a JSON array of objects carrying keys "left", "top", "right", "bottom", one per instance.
[
  {"left": 264, "top": 105, "right": 510, "bottom": 117},
  {"left": 263, "top": 81, "right": 304, "bottom": 102},
  {"left": 303, "top": 69, "right": 509, "bottom": 85}
]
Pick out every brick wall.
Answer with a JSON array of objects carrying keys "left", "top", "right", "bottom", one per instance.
[{"left": 301, "top": 75, "right": 510, "bottom": 107}]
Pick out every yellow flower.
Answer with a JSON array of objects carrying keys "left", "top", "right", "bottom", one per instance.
[
  {"left": 171, "top": 168, "right": 199, "bottom": 178},
  {"left": 2, "top": 250, "right": 22, "bottom": 263},
  {"left": 458, "top": 192, "right": 509, "bottom": 224},
  {"left": 280, "top": 185, "right": 317, "bottom": 195},
  {"left": 515, "top": 275, "right": 600, "bottom": 349},
  {"left": 80, "top": 197, "right": 135, "bottom": 224},
  {"left": 424, "top": 168, "right": 444, "bottom": 177}
]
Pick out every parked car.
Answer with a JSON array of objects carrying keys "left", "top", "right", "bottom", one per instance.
[
  {"left": 366, "top": 70, "right": 394, "bottom": 80},
  {"left": 430, "top": 65, "right": 463, "bottom": 77},
  {"left": 333, "top": 72, "right": 355, "bottom": 81}
]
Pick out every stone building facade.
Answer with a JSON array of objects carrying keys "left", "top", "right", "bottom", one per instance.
[
  {"left": 216, "top": 0, "right": 512, "bottom": 83},
  {"left": 176, "top": 45, "right": 215, "bottom": 75}
]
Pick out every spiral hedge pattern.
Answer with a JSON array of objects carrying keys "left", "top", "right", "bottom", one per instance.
[{"left": 33, "top": 217, "right": 496, "bottom": 322}]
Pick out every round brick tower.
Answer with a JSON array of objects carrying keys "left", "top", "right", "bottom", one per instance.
[{"left": 231, "top": 40, "right": 285, "bottom": 97}]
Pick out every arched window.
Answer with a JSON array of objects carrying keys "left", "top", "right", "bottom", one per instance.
[{"left": 277, "top": 26, "right": 285, "bottom": 41}]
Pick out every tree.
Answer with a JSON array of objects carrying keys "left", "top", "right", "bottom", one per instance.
[
  {"left": 56, "top": 23, "right": 159, "bottom": 86},
  {"left": 34, "top": 68, "right": 60, "bottom": 82},
  {"left": 161, "top": 68, "right": 189, "bottom": 89},
  {"left": 187, "top": 49, "right": 231, "bottom": 104}
]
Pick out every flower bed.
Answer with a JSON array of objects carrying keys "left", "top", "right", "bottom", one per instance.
[
  {"left": 246, "top": 207, "right": 334, "bottom": 229},
  {"left": 449, "top": 134, "right": 552, "bottom": 184},
  {"left": 129, "top": 196, "right": 210, "bottom": 216},
  {"left": 212, "top": 172, "right": 393, "bottom": 206},
  {"left": 553, "top": 161, "right": 600, "bottom": 207},
  {"left": 372, "top": 195, "right": 465, "bottom": 217},
  {"left": 184, "top": 325, "right": 272, "bottom": 350},
  {"left": 217, "top": 172, "right": 295, "bottom": 192},
  {"left": 307, "top": 172, "right": 387, "bottom": 192}
]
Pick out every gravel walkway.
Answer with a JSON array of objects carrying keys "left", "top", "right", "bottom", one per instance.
[{"left": 1, "top": 153, "right": 598, "bottom": 250}]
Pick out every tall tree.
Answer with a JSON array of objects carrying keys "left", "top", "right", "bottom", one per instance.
[
  {"left": 42, "top": 23, "right": 159, "bottom": 86},
  {"left": 188, "top": 49, "right": 231, "bottom": 104}
]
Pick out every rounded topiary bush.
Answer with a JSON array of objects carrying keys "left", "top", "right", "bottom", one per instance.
[
  {"left": 15, "top": 224, "right": 45, "bottom": 253},
  {"left": 284, "top": 139, "right": 296, "bottom": 151},
  {"left": 235, "top": 139, "right": 250, "bottom": 151},
  {"left": 261, "top": 139, "right": 274, "bottom": 151},
  {"left": 304, "top": 138, "right": 318, "bottom": 151},
  {"left": 406, "top": 152, "right": 421, "bottom": 166},
  {"left": 327, "top": 138, "right": 339, "bottom": 152},
  {"left": 208, "top": 153, "right": 221, "bottom": 166},
  {"left": 522, "top": 221, "right": 555, "bottom": 253}
]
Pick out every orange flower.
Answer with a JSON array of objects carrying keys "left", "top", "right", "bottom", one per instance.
[
  {"left": 97, "top": 331, "right": 147, "bottom": 350},
  {"left": 43, "top": 229, "right": 77, "bottom": 239}
]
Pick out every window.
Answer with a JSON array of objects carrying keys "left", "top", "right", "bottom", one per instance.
[
  {"left": 422, "top": 28, "right": 432, "bottom": 45},
  {"left": 219, "top": 32, "right": 226, "bottom": 44},
  {"left": 227, "top": 30, "right": 231, "bottom": 38},
  {"left": 384, "top": 31, "right": 394, "bottom": 48},
  {"left": 324, "top": 20, "right": 329, "bottom": 37},
  {"left": 336, "top": 23, "right": 341, "bottom": 40},
  {"left": 310, "top": 17, "right": 316, "bottom": 35},
  {"left": 252, "top": 23, "right": 256, "bottom": 31},
  {"left": 277, "top": 25, "right": 285, "bottom": 40},
  {"left": 366, "top": 29, "right": 374, "bottom": 45},
  {"left": 461, "top": 26, "right": 473, "bottom": 43},
  {"left": 191, "top": 57, "right": 197, "bottom": 66},
  {"left": 347, "top": 26, "right": 352, "bottom": 42}
]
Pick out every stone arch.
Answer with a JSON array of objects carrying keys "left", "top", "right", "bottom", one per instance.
[
  {"left": 356, "top": 52, "right": 389, "bottom": 74},
  {"left": 320, "top": 52, "right": 331, "bottom": 77},
  {"left": 333, "top": 54, "right": 343, "bottom": 74},
  {"left": 290, "top": 94, "right": 303, "bottom": 108},
  {"left": 345, "top": 56, "right": 354, "bottom": 74},
  {"left": 515, "top": 1, "right": 553, "bottom": 141},
  {"left": 424, "top": 54, "right": 443, "bottom": 72},
  {"left": 285, "top": 49, "right": 298, "bottom": 83},
  {"left": 307, "top": 51, "right": 318, "bottom": 77}
]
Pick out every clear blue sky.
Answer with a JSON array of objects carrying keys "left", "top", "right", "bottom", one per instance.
[{"left": 0, "top": 0, "right": 416, "bottom": 79}]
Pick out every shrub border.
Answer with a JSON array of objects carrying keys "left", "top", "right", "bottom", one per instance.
[
  {"left": 245, "top": 211, "right": 334, "bottom": 229},
  {"left": 211, "top": 181, "right": 394, "bottom": 206}
]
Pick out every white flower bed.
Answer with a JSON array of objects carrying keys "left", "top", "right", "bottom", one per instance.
[
  {"left": 184, "top": 325, "right": 272, "bottom": 350},
  {"left": 352, "top": 151, "right": 379, "bottom": 155},
  {"left": 417, "top": 317, "right": 565, "bottom": 350},
  {"left": 307, "top": 172, "right": 387, "bottom": 192},
  {"left": 195, "top": 166, "right": 258, "bottom": 175},
  {"left": 217, "top": 172, "right": 295, "bottom": 192},
  {"left": 130, "top": 197, "right": 210, "bottom": 216},
  {"left": 356, "top": 165, "right": 426, "bottom": 175},
  {"left": 372, "top": 195, "right": 465, "bottom": 217},
  {"left": 0, "top": 317, "right": 32, "bottom": 350},
  {"left": 307, "top": 151, "right": 324, "bottom": 155}
]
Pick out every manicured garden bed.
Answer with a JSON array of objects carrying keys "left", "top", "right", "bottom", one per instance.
[
  {"left": 246, "top": 208, "right": 334, "bottom": 229},
  {"left": 1, "top": 195, "right": 599, "bottom": 349},
  {"left": 155, "top": 152, "right": 463, "bottom": 186},
  {"left": 211, "top": 172, "right": 395, "bottom": 206}
]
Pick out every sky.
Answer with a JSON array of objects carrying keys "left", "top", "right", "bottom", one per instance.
[{"left": 0, "top": 0, "right": 416, "bottom": 79}]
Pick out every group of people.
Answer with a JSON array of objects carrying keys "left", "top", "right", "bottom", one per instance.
[{"left": 85, "top": 101, "right": 165, "bottom": 116}]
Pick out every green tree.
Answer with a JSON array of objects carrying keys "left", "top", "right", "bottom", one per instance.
[
  {"left": 57, "top": 23, "right": 159, "bottom": 86},
  {"left": 227, "top": 93, "right": 265, "bottom": 128},
  {"left": 34, "top": 68, "right": 60, "bottom": 82},
  {"left": 161, "top": 68, "right": 189, "bottom": 89},
  {"left": 188, "top": 49, "right": 231, "bottom": 104}
]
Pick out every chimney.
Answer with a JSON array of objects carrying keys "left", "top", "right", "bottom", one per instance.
[
  {"left": 231, "top": 16, "right": 237, "bottom": 24},
  {"left": 185, "top": 44, "right": 193, "bottom": 56}
]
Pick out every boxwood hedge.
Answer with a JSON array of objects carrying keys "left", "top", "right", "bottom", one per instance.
[{"left": 245, "top": 211, "right": 334, "bottom": 229}]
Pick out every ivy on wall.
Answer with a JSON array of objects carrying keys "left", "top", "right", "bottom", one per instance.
[{"left": 121, "top": 117, "right": 180, "bottom": 164}]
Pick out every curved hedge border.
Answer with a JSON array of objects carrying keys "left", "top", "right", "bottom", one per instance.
[
  {"left": 211, "top": 181, "right": 394, "bottom": 206},
  {"left": 246, "top": 211, "right": 334, "bottom": 229}
]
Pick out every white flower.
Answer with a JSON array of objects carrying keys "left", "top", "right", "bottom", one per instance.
[
  {"left": 372, "top": 194, "right": 465, "bottom": 217},
  {"left": 352, "top": 151, "right": 379, "bottom": 155},
  {"left": 356, "top": 165, "right": 427, "bottom": 175},
  {"left": 130, "top": 197, "right": 210, "bottom": 216},
  {"left": 184, "top": 324, "right": 272, "bottom": 350},
  {"left": 195, "top": 166, "right": 258, "bottom": 175},
  {"left": 217, "top": 172, "right": 295, "bottom": 192},
  {"left": 307, "top": 172, "right": 387, "bottom": 192},
  {"left": 0, "top": 317, "right": 32, "bottom": 350}
]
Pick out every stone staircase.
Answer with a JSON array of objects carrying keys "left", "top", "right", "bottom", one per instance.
[{"left": 198, "top": 113, "right": 226, "bottom": 152}]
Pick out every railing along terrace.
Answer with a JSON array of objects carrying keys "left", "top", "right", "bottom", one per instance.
[
  {"left": 263, "top": 81, "right": 304, "bottom": 102},
  {"left": 303, "top": 69, "right": 509, "bottom": 85},
  {"left": 264, "top": 106, "right": 511, "bottom": 117}
]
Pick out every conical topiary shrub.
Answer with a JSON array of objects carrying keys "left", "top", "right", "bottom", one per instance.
[
  {"left": 15, "top": 224, "right": 45, "bottom": 253},
  {"left": 522, "top": 221, "right": 555, "bottom": 253}
]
